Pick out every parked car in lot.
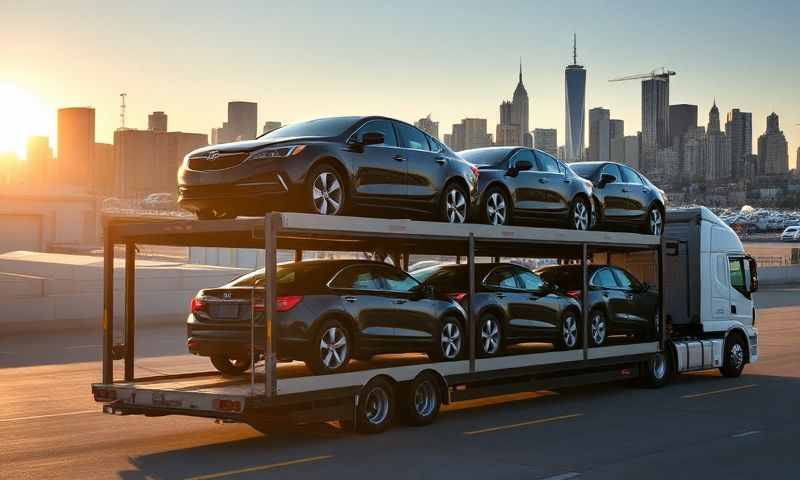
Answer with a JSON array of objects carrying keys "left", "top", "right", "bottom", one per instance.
[
  {"left": 568, "top": 161, "right": 666, "bottom": 235},
  {"left": 536, "top": 264, "right": 659, "bottom": 346},
  {"left": 178, "top": 116, "right": 479, "bottom": 223},
  {"left": 141, "top": 192, "right": 177, "bottom": 211},
  {"left": 187, "top": 260, "right": 468, "bottom": 375},
  {"left": 412, "top": 263, "right": 583, "bottom": 355},
  {"left": 459, "top": 147, "right": 594, "bottom": 229},
  {"left": 781, "top": 225, "right": 800, "bottom": 241}
]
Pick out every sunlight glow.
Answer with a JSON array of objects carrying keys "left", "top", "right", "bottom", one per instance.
[{"left": 0, "top": 84, "right": 53, "bottom": 159}]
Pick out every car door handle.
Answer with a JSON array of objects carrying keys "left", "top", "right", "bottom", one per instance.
[
  {"left": 434, "top": 156, "right": 446, "bottom": 164},
  {"left": 622, "top": 187, "right": 631, "bottom": 193},
  {"left": 495, "top": 293, "right": 506, "bottom": 299},
  {"left": 539, "top": 178, "right": 548, "bottom": 184},
  {"left": 393, "top": 154, "right": 406, "bottom": 162},
  {"left": 731, "top": 305, "right": 737, "bottom": 314},
  {"left": 642, "top": 188, "right": 650, "bottom": 193},
  {"left": 344, "top": 296, "right": 357, "bottom": 303},
  {"left": 393, "top": 299, "right": 407, "bottom": 305},
  {"left": 601, "top": 290, "right": 609, "bottom": 297}
]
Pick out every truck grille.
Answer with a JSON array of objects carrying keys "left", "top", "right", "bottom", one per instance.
[{"left": 188, "top": 152, "right": 249, "bottom": 171}]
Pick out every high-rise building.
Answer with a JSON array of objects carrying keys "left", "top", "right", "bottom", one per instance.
[
  {"left": 641, "top": 74, "right": 670, "bottom": 173},
  {"left": 533, "top": 128, "right": 557, "bottom": 156},
  {"left": 669, "top": 104, "right": 697, "bottom": 178},
  {"left": 623, "top": 135, "right": 640, "bottom": 170},
  {"left": 564, "top": 34, "right": 586, "bottom": 162},
  {"left": 706, "top": 131, "right": 731, "bottom": 181},
  {"left": 213, "top": 101, "right": 258, "bottom": 143},
  {"left": 557, "top": 145, "right": 566, "bottom": 160},
  {"left": 94, "top": 143, "right": 114, "bottom": 194},
  {"left": 496, "top": 64, "right": 532, "bottom": 147},
  {"left": 263, "top": 121, "right": 282, "bottom": 134},
  {"left": 684, "top": 126, "right": 706, "bottom": 179},
  {"left": 610, "top": 119, "right": 624, "bottom": 140},
  {"left": 588, "top": 107, "right": 610, "bottom": 162},
  {"left": 757, "top": 112, "right": 789, "bottom": 175},
  {"left": 148, "top": 111, "right": 168, "bottom": 132},
  {"left": 707, "top": 100, "right": 721, "bottom": 133},
  {"left": 56, "top": 107, "right": 95, "bottom": 187},
  {"left": 495, "top": 124, "right": 522, "bottom": 147},
  {"left": 25, "top": 136, "right": 52, "bottom": 182},
  {"left": 462, "top": 118, "right": 491, "bottom": 150},
  {"left": 414, "top": 115, "right": 439, "bottom": 139},
  {"left": 447, "top": 122, "right": 466, "bottom": 152},
  {"left": 499, "top": 101, "right": 513, "bottom": 125},
  {"left": 725, "top": 108, "right": 752, "bottom": 178}
]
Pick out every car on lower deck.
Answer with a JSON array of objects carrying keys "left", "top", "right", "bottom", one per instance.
[
  {"left": 187, "top": 259, "right": 467, "bottom": 375},
  {"left": 568, "top": 161, "right": 666, "bottom": 235},
  {"left": 177, "top": 116, "right": 479, "bottom": 223},
  {"left": 458, "top": 147, "right": 594, "bottom": 230},
  {"left": 536, "top": 264, "right": 659, "bottom": 346},
  {"left": 412, "top": 262, "right": 583, "bottom": 355}
]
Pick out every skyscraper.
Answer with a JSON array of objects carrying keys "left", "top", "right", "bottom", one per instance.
[
  {"left": 641, "top": 74, "right": 670, "bottom": 173},
  {"left": 623, "top": 135, "right": 640, "bottom": 170},
  {"left": 588, "top": 107, "right": 610, "bottom": 162},
  {"left": 263, "top": 121, "right": 282, "bottom": 134},
  {"left": 148, "top": 111, "right": 168, "bottom": 132},
  {"left": 533, "top": 128, "right": 557, "bottom": 156},
  {"left": 462, "top": 118, "right": 491, "bottom": 149},
  {"left": 669, "top": 104, "right": 697, "bottom": 146},
  {"left": 609, "top": 119, "right": 624, "bottom": 140},
  {"left": 707, "top": 100, "right": 721, "bottom": 133},
  {"left": 56, "top": 107, "right": 95, "bottom": 187},
  {"left": 725, "top": 108, "right": 752, "bottom": 178},
  {"left": 496, "top": 64, "right": 531, "bottom": 146},
  {"left": 564, "top": 34, "right": 586, "bottom": 162},
  {"left": 213, "top": 101, "right": 258, "bottom": 143},
  {"left": 705, "top": 102, "right": 730, "bottom": 180},
  {"left": 414, "top": 115, "right": 439, "bottom": 139},
  {"left": 25, "top": 136, "right": 52, "bottom": 182},
  {"left": 757, "top": 112, "right": 788, "bottom": 175}
]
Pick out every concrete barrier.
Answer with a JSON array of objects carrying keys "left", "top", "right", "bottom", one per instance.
[{"left": 758, "top": 265, "right": 800, "bottom": 286}]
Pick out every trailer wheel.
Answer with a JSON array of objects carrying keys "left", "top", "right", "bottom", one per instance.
[
  {"left": 589, "top": 309, "right": 607, "bottom": 346},
  {"left": 719, "top": 334, "right": 746, "bottom": 378},
  {"left": 401, "top": 372, "right": 442, "bottom": 426},
  {"left": 210, "top": 355, "right": 252, "bottom": 375},
  {"left": 641, "top": 350, "right": 671, "bottom": 388},
  {"left": 556, "top": 310, "right": 580, "bottom": 350},
  {"left": 478, "top": 314, "right": 503, "bottom": 356},
  {"left": 355, "top": 378, "right": 395, "bottom": 434}
]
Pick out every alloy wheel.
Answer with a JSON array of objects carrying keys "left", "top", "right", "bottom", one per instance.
[
  {"left": 591, "top": 311, "right": 606, "bottom": 345},
  {"left": 486, "top": 192, "right": 507, "bottom": 225},
  {"left": 414, "top": 380, "right": 437, "bottom": 417},
  {"left": 649, "top": 208, "right": 663, "bottom": 235},
  {"left": 319, "top": 326, "right": 348, "bottom": 369},
  {"left": 651, "top": 352, "right": 667, "bottom": 380},
  {"left": 440, "top": 322, "right": 462, "bottom": 359},
  {"left": 480, "top": 317, "right": 501, "bottom": 355},
  {"left": 563, "top": 314, "right": 578, "bottom": 348},
  {"left": 364, "top": 387, "right": 390, "bottom": 425},
  {"left": 445, "top": 188, "right": 468, "bottom": 224},
  {"left": 312, "top": 171, "right": 343, "bottom": 215},
  {"left": 730, "top": 342, "right": 744, "bottom": 370},
  {"left": 573, "top": 201, "right": 589, "bottom": 230}
]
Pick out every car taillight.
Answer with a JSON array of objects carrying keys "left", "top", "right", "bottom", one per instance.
[
  {"left": 190, "top": 296, "right": 207, "bottom": 313},
  {"left": 447, "top": 292, "right": 468, "bottom": 302},
  {"left": 93, "top": 388, "right": 117, "bottom": 402},
  {"left": 213, "top": 399, "right": 242, "bottom": 412},
  {"left": 254, "top": 295, "right": 304, "bottom": 313},
  {"left": 565, "top": 290, "right": 582, "bottom": 300},
  {"left": 470, "top": 165, "right": 480, "bottom": 178}
]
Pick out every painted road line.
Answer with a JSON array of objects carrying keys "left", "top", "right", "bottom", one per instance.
[
  {"left": 681, "top": 384, "right": 758, "bottom": 399},
  {"left": 540, "top": 473, "right": 581, "bottom": 480},
  {"left": 464, "top": 413, "right": 583, "bottom": 436},
  {"left": 0, "top": 410, "right": 97, "bottom": 423},
  {"left": 64, "top": 344, "right": 101, "bottom": 350},
  {"left": 732, "top": 430, "right": 761, "bottom": 438},
  {"left": 185, "top": 455, "right": 334, "bottom": 480}
]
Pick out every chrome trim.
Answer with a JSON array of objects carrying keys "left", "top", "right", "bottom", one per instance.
[
  {"left": 235, "top": 181, "right": 280, "bottom": 187},
  {"left": 276, "top": 174, "right": 288, "bottom": 191}
]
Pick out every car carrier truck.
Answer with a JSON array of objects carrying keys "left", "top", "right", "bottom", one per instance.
[{"left": 92, "top": 207, "right": 758, "bottom": 433}]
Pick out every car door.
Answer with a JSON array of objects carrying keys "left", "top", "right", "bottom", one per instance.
[
  {"left": 327, "top": 264, "right": 397, "bottom": 348},
  {"left": 514, "top": 268, "right": 562, "bottom": 340},
  {"left": 507, "top": 149, "right": 551, "bottom": 221},
  {"left": 596, "top": 163, "right": 627, "bottom": 222},
  {"left": 727, "top": 256, "right": 752, "bottom": 326},
  {"left": 619, "top": 165, "right": 649, "bottom": 222},
  {"left": 373, "top": 265, "right": 441, "bottom": 344},
  {"left": 610, "top": 267, "right": 652, "bottom": 333},
  {"left": 396, "top": 123, "right": 448, "bottom": 207},
  {"left": 533, "top": 150, "right": 572, "bottom": 217},
  {"left": 344, "top": 119, "right": 408, "bottom": 200},
  {"left": 480, "top": 266, "right": 529, "bottom": 339},
  {"left": 590, "top": 267, "right": 628, "bottom": 329}
]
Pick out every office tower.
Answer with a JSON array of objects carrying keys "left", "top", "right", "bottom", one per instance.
[
  {"left": 684, "top": 126, "right": 706, "bottom": 179},
  {"left": 564, "top": 34, "right": 586, "bottom": 162},
  {"left": 707, "top": 100, "right": 720, "bottom": 133},
  {"left": 462, "top": 118, "right": 491, "bottom": 149},
  {"left": 56, "top": 107, "right": 95, "bottom": 187},
  {"left": 557, "top": 145, "right": 566, "bottom": 160},
  {"left": 588, "top": 107, "right": 610, "bottom": 162},
  {"left": 263, "top": 121, "right": 282, "bottom": 134},
  {"left": 725, "top": 108, "right": 752, "bottom": 178},
  {"left": 94, "top": 143, "right": 114, "bottom": 194},
  {"left": 148, "top": 111, "right": 168, "bottom": 132},
  {"left": 496, "top": 124, "right": 522, "bottom": 147},
  {"left": 414, "top": 115, "right": 439, "bottom": 139},
  {"left": 25, "top": 136, "right": 52, "bottom": 182},
  {"left": 611, "top": 136, "right": 626, "bottom": 164},
  {"left": 641, "top": 74, "right": 670, "bottom": 173},
  {"left": 499, "top": 101, "right": 513, "bottom": 125},
  {"left": 657, "top": 147, "right": 680, "bottom": 178},
  {"left": 533, "top": 128, "right": 557, "bottom": 156},
  {"left": 705, "top": 122, "right": 731, "bottom": 181},
  {"left": 213, "top": 102, "right": 258, "bottom": 143},
  {"left": 624, "top": 135, "right": 640, "bottom": 170},
  {"left": 669, "top": 104, "right": 697, "bottom": 146},
  {"left": 610, "top": 119, "right": 624, "bottom": 140},
  {"left": 496, "top": 63, "right": 531, "bottom": 146},
  {"left": 757, "top": 112, "right": 789, "bottom": 175}
]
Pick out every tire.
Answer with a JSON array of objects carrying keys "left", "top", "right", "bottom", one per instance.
[
  {"left": 400, "top": 372, "right": 442, "bottom": 426},
  {"left": 569, "top": 197, "right": 590, "bottom": 231},
  {"left": 307, "top": 164, "right": 347, "bottom": 216},
  {"left": 589, "top": 309, "right": 607, "bottom": 346},
  {"left": 354, "top": 378, "right": 395, "bottom": 434},
  {"left": 429, "top": 317, "right": 464, "bottom": 362},
  {"left": 440, "top": 182, "right": 469, "bottom": 224},
  {"left": 719, "top": 334, "right": 746, "bottom": 378},
  {"left": 640, "top": 349, "right": 672, "bottom": 388},
  {"left": 644, "top": 205, "right": 664, "bottom": 236},
  {"left": 556, "top": 310, "right": 581, "bottom": 350},
  {"left": 482, "top": 187, "right": 510, "bottom": 226},
  {"left": 210, "top": 355, "right": 252, "bottom": 375},
  {"left": 477, "top": 314, "right": 503, "bottom": 357},
  {"left": 304, "top": 319, "right": 352, "bottom": 375}
]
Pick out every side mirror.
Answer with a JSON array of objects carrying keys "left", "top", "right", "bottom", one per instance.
[
  {"left": 508, "top": 159, "right": 533, "bottom": 176},
  {"left": 639, "top": 281, "right": 650, "bottom": 292},
  {"left": 598, "top": 173, "right": 616, "bottom": 188},
  {"left": 748, "top": 257, "right": 758, "bottom": 293},
  {"left": 361, "top": 131, "right": 385, "bottom": 146}
]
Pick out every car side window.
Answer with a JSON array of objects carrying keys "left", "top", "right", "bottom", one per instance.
[
  {"left": 620, "top": 166, "right": 644, "bottom": 185},
  {"left": 329, "top": 265, "right": 381, "bottom": 290},
  {"left": 517, "top": 269, "right": 546, "bottom": 291},
  {"left": 509, "top": 149, "right": 537, "bottom": 170},
  {"left": 396, "top": 123, "right": 431, "bottom": 151},
  {"left": 427, "top": 135, "right": 443, "bottom": 153},
  {"left": 352, "top": 120, "right": 398, "bottom": 147},
  {"left": 591, "top": 268, "right": 619, "bottom": 288},
  {"left": 484, "top": 267, "right": 519, "bottom": 289},
  {"left": 376, "top": 267, "right": 420, "bottom": 293},
  {"left": 601, "top": 164, "right": 622, "bottom": 182},
  {"left": 611, "top": 268, "right": 638, "bottom": 290},
  {"left": 535, "top": 151, "right": 561, "bottom": 174}
]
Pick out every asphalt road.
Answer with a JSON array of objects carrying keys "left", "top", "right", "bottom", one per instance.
[{"left": 1, "top": 287, "right": 798, "bottom": 479}]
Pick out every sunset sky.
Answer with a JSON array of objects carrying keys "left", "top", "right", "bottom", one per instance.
[{"left": 1, "top": 0, "right": 798, "bottom": 167}]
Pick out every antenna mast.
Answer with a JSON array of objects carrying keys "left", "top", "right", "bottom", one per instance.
[
  {"left": 119, "top": 93, "right": 127, "bottom": 130},
  {"left": 573, "top": 33, "right": 577, "bottom": 64}
]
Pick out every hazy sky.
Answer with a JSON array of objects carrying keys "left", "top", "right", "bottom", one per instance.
[{"left": 2, "top": 0, "right": 798, "bottom": 166}]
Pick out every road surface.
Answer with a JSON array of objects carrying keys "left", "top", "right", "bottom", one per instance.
[{"left": 1, "top": 286, "right": 798, "bottom": 479}]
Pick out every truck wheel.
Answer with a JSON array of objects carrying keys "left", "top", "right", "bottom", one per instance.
[
  {"left": 401, "top": 372, "right": 442, "bottom": 426},
  {"left": 556, "top": 310, "right": 580, "bottom": 350},
  {"left": 719, "top": 334, "right": 746, "bottom": 378},
  {"left": 641, "top": 350, "right": 671, "bottom": 388},
  {"left": 210, "top": 355, "right": 252, "bottom": 375},
  {"left": 589, "top": 309, "right": 607, "bottom": 346},
  {"left": 355, "top": 378, "right": 395, "bottom": 434},
  {"left": 305, "top": 319, "right": 352, "bottom": 375}
]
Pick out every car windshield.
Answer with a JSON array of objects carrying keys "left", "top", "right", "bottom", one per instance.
[
  {"left": 459, "top": 148, "right": 511, "bottom": 167},
  {"left": 258, "top": 117, "right": 360, "bottom": 140},
  {"left": 568, "top": 163, "right": 600, "bottom": 178}
]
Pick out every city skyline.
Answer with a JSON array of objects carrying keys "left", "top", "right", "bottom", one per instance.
[{"left": 0, "top": 1, "right": 798, "bottom": 169}]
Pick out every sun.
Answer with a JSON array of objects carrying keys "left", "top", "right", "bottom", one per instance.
[{"left": 0, "top": 84, "right": 53, "bottom": 160}]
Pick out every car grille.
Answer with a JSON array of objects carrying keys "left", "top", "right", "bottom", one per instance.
[{"left": 188, "top": 152, "right": 249, "bottom": 171}]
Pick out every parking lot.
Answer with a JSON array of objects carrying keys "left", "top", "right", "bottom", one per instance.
[{"left": 1, "top": 285, "right": 798, "bottom": 479}]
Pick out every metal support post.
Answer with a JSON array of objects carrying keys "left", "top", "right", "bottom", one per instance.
[
  {"left": 124, "top": 242, "right": 135, "bottom": 381},
  {"left": 468, "top": 234, "right": 476, "bottom": 372},
  {"left": 102, "top": 226, "right": 114, "bottom": 384},
  {"left": 581, "top": 244, "right": 589, "bottom": 361},
  {"left": 264, "top": 214, "right": 279, "bottom": 398}
]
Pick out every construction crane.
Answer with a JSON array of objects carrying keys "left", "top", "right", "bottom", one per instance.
[
  {"left": 609, "top": 67, "right": 676, "bottom": 83},
  {"left": 119, "top": 93, "right": 127, "bottom": 130}
]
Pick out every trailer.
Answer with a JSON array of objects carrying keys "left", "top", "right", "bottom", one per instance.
[{"left": 91, "top": 211, "right": 740, "bottom": 433}]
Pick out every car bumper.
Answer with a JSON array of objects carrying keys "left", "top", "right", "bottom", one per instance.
[{"left": 177, "top": 177, "right": 299, "bottom": 215}]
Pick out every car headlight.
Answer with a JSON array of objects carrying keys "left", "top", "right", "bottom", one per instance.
[{"left": 248, "top": 145, "right": 306, "bottom": 161}]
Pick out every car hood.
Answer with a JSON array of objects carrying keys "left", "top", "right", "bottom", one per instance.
[{"left": 190, "top": 136, "right": 328, "bottom": 155}]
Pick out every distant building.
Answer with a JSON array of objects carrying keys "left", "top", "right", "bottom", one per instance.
[
  {"left": 462, "top": 118, "right": 491, "bottom": 150},
  {"left": 262, "top": 121, "right": 282, "bottom": 134},
  {"left": 564, "top": 35, "right": 586, "bottom": 162},
  {"left": 610, "top": 136, "right": 626, "bottom": 164},
  {"left": 725, "top": 108, "right": 752, "bottom": 178},
  {"left": 446, "top": 122, "right": 466, "bottom": 151},
  {"left": 495, "top": 124, "right": 522, "bottom": 147},
  {"left": 94, "top": 143, "right": 114, "bottom": 195},
  {"left": 533, "top": 128, "right": 557, "bottom": 156},
  {"left": 557, "top": 145, "right": 566, "bottom": 160},
  {"left": 414, "top": 115, "right": 439, "bottom": 139},
  {"left": 213, "top": 101, "right": 257, "bottom": 143},
  {"left": 757, "top": 112, "right": 788, "bottom": 175},
  {"left": 588, "top": 107, "right": 610, "bottom": 162},
  {"left": 148, "top": 111, "right": 168, "bottom": 132},
  {"left": 623, "top": 135, "right": 640, "bottom": 170},
  {"left": 25, "top": 136, "right": 52, "bottom": 183},
  {"left": 684, "top": 126, "right": 706, "bottom": 179},
  {"left": 496, "top": 63, "right": 532, "bottom": 147},
  {"left": 641, "top": 74, "right": 671, "bottom": 173},
  {"left": 657, "top": 147, "right": 680, "bottom": 178},
  {"left": 609, "top": 119, "right": 624, "bottom": 140},
  {"left": 669, "top": 104, "right": 697, "bottom": 146},
  {"left": 56, "top": 107, "right": 95, "bottom": 188}
]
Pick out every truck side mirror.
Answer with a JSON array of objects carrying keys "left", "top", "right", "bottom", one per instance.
[{"left": 747, "top": 256, "right": 758, "bottom": 293}]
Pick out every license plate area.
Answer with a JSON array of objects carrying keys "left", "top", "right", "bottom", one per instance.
[{"left": 210, "top": 303, "right": 240, "bottom": 319}]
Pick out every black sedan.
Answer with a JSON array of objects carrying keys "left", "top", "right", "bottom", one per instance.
[
  {"left": 178, "top": 116, "right": 479, "bottom": 223},
  {"left": 536, "top": 264, "right": 659, "bottom": 346},
  {"left": 459, "top": 147, "right": 594, "bottom": 230},
  {"left": 568, "top": 161, "right": 667, "bottom": 235},
  {"left": 187, "top": 260, "right": 467, "bottom": 375},
  {"left": 413, "top": 263, "right": 583, "bottom": 355}
]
